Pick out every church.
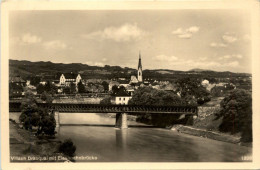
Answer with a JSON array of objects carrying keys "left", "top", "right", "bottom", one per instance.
[{"left": 129, "top": 51, "right": 143, "bottom": 85}]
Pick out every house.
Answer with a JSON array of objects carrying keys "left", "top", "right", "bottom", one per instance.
[
  {"left": 9, "top": 76, "right": 26, "bottom": 97},
  {"left": 59, "top": 73, "right": 81, "bottom": 86},
  {"left": 109, "top": 81, "right": 120, "bottom": 91},
  {"left": 125, "top": 85, "right": 135, "bottom": 96},
  {"left": 115, "top": 96, "right": 132, "bottom": 105},
  {"left": 129, "top": 75, "right": 138, "bottom": 85},
  {"left": 114, "top": 90, "right": 132, "bottom": 105},
  {"left": 9, "top": 76, "right": 26, "bottom": 87},
  {"left": 118, "top": 79, "right": 130, "bottom": 88}
]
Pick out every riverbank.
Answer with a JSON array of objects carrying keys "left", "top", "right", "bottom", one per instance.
[
  {"left": 102, "top": 113, "right": 247, "bottom": 145},
  {"left": 171, "top": 124, "right": 240, "bottom": 142},
  {"left": 9, "top": 120, "right": 71, "bottom": 162}
]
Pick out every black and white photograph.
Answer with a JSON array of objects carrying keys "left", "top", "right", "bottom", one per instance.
[{"left": 1, "top": 0, "right": 260, "bottom": 169}]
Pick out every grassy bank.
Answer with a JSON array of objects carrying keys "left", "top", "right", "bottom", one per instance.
[
  {"left": 176, "top": 97, "right": 252, "bottom": 147},
  {"left": 171, "top": 125, "right": 241, "bottom": 144},
  {"left": 9, "top": 120, "right": 71, "bottom": 162}
]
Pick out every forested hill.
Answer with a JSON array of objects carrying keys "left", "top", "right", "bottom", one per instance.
[{"left": 9, "top": 59, "right": 251, "bottom": 81}]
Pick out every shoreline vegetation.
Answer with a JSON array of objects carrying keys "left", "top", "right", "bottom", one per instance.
[
  {"left": 100, "top": 112, "right": 252, "bottom": 147},
  {"left": 9, "top": 119, "right": 73, "bottom": 162}
]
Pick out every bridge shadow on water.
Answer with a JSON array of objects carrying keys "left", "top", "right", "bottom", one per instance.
[{"left": 60, "top": 124, "right": 156, "bottom": 128}]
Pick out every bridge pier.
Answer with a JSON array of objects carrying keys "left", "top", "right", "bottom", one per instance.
[
  {"left": 185, "top": 115, "right": 194, "bottom": 125},
  {"left": 115, "top": 113, "right": 128, "bottom": 129},
  {"left": 54, "top": 111, "right": 60, "bottom": 128}
]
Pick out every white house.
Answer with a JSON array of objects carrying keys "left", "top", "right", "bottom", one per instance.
[
  {"left": 115, "top": 96, "right": 132, "bottom": 105},
  {"left": 59, "top": 73, "right": 81, "bottom": 86}
]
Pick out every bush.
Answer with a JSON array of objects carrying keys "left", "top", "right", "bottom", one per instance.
[
  {"left": 215, "top": 89, "right": 252, "bottom": 142},
  {"left": 59, "top": 139, "right": 76, "bottom": 157},
  {"left": 100, "top": 96, "right": 112, "bottom": 105},
  {"left": 129, "top": 87, "right": 189, "bottom": 127},
  {"left": 20, "top": 90, "right": 56, "bottom": 136}
]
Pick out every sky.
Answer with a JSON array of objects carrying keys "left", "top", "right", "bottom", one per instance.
[{"left": 9, "top": 10, "right": 251, "bottom": 73}]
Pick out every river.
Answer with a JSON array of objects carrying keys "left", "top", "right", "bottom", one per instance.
[{"left": 10, "top": 112, "right": 252, "bottom": 162}]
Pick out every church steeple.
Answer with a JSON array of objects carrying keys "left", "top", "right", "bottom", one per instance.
[
  {"left": 137, "top": 51, "right": 143, "bottom": 82},
  {"left": 138, "top": 51, "right": 142, "bottom": 70}
]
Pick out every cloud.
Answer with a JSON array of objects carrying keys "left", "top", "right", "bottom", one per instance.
[
  {"left": 219, "top": 54, "right": 243, "bottom": 60},
  {"left": 82, "top": 23, "right": 148, "bottom": 42},
  {"left": 153, "top": 55, "right": 178, "bottom": 62},
  {"left": 227, "top": 61, "right": 239, "bottom": 67},
  {"left": 43, "top": 40, "right": 67, "bottom": 49},
  {"left": 172, "top": 26, "right": 200, "bottom": 39},
  {"left": 85, "top": 61, "right": 104, "bottom": 67},
  {"left": 174, "top": 60, "right": 240, "bottom": 69},
  {"left": 178, "top": 33, "right": 192, "bottom": 39},
  {"left": 171, "top": 28, "right": 184, "bottom": 34},
  {"left": 186, "top": 26, "right": 200, "bottom": 33},
  {"left": 11, "top": 33, "right": 41, "bottom": 45},
  {"left": 210, "top": 42, "right": 227, "bottom": 48},
  {"left": 22, "top": 33, "right": 42, "bottom": 44},
  {"left": 222, "top": 33, "right": 237, "bottom": 43},
  {"left": 151, "top": 55, "right": 239, "bottom": 70}
]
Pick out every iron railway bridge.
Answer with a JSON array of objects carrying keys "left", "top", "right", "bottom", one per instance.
[{"left": 9, "top": 102, "right": 198, "bottom": 129}]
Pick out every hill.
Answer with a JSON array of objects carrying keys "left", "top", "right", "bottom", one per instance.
[{"left": 9, "top": 59, "right": 251, "bottom": 81}]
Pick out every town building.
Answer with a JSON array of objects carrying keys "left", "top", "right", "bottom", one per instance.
[
  {"left": 9, "top": 76, "right": 26, "bottom": 86},
  {"left": 9, "top": 76, "right": 26, "bottom": 97},
  {"left": 115, "top": 96, "right": 132, "bottom": 105},
  {"left": 114, "top": 90, "right": 132, "bottom": 105},
  {"left": 59, "top": 73, "right": 82, "bottom": 86}
]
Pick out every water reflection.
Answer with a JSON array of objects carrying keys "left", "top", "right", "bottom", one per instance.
[{"left": 115, "top": 129, "right": 128, "bottom": 161}]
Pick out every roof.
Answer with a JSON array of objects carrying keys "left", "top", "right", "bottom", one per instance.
[
  {"left": 118, "top": 79, "right": 129, "bottom": 84},
  {"left": 138, "top": 52, "right": 142, "bottom": 70},
  {"left": 10, "top": 76, "right": 26, "bottom": 83},
  {"left": 63, "top": 73, "right": 79, "bottom": 79},
  {"left": 130, "top": 75, "right": 138, "bottom": 84},
  {"left": 114, "top": 90, "right": 131, "bottom": 97}
]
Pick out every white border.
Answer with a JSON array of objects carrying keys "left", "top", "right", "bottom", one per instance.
[{"left": 1, "top": 0, "right": 260, "bottom": 169}]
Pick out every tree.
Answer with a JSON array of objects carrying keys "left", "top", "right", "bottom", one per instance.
[
  {"left": 70, "top": 82, "right": 76, "bottom": 94},
  {"left": 129, "top": 87, "right": 187, "bottom": 127},
  {"left": 36, "top": 84, "right": 45, "bottom": 94},
  {"left": 175, "top": 77, "right": 210, "bottom": 105},
  {"left": 129, "top": 87, "right": 186, "bottom": 106},
  {"left": 58, "top": 139, "right": 76, "bottom": 157},
  {"left": 100, "top": 96, "right": 112, "bottom": 105},
  {"left": 36, "top": 82, "right": 57, "bottom": 95},
  {"left": 215, "top": 89, "right": 252, "bottom": 142},
  {"left": 77, "top": 81, "right": 86, "bottom": 93},
  {"left": 40, "top": 91, "right": 54, "bottom": 103},
  {"left": 101, "top": 81, "right": 109, "bottom": 92},
  {"left": 30, "top": 76, "right": 41, "bottom": 86},
  {"left": 63, "top": 86, "right": 71, "bottom": 94},
  {"left": 111, "top": 85, "right": 119, "bottom": 95},
  {"left": 112, "top": 85, "right": 126, "bottom": 96},
  {"left": 45, "top": 81, "right": 57, "bottom": 95},
  {"left": 19, "top": 90, "right": 39, "bottom": 130},
  {"left": 19, "top": 90, "right": 56, "bottom": 136}
]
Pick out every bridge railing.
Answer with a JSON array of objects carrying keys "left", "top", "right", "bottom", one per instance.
[{"left": 9, "top": 102, "right": 198, "bottom": 115}]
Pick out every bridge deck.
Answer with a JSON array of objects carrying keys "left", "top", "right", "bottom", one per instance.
[{"left": 9, "top": 102, "right": 197, "bottom": 115}]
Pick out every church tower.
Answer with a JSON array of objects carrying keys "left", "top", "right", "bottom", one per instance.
[{"left": 137, "top": 51, "right": 143, "bottom": 82}]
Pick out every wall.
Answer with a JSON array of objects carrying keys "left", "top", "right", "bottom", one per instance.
[{"left": 115, "top": 96, "right": 132, "bottom": 105}]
